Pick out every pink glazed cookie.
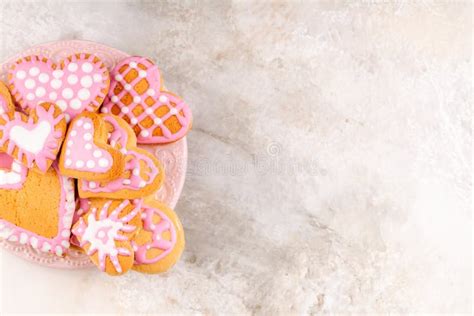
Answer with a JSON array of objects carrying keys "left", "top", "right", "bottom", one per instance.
[
  {"left": 8, "top": 53, "right": 110, "bottom": 122},
  {"left": 78, "top": 114, "right": 165, "bottom": 199},
  {"left": 0, "top": 102, "right": 67, "bottom": 173},
  {"left": 58, "top": 112, "right": 125, "bottom": 181},
  {"left": 101, "top": 56, "right": 192, "bottom": 144}
]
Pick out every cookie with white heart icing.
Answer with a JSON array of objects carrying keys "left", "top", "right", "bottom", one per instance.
[
  {"left": 58, "top": 112, "right": 125, "bottom": 181},
  {"left": 132, "top": 200, "right": 185, "bottom": 274},
  {"left": 101, "top": 56, "right": 192, "bottom": 144},
  {"left": 0, "top": 161, "right": 75, "bottom": 256},
  {"left": 0, "top": 102, "right": 67, "bottom": 173},
  {"left": 8, "top": 53, "right": 109, "bottom": 122},
  {"left": 72, "top": 198, "right": 142, "bottom": 276},
  {"left": 78, "top": 114, "right": 165, "bottom": 199}
]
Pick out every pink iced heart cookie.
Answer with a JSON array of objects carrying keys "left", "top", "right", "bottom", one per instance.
[
  {"left": 101, "top": 56, "right": 192, "bottom": 144},
  {"left": 0, "top": 102, "right": 67, "bottom": 173},
  {"left": 58, "top": 112, "right": 125, "bottom": 181},
  {"left": 8, "top": 53, "right": 110, "bottom": 122}
]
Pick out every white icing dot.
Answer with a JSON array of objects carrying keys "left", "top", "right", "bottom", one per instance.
[
  {"left": 139, "top": 180, "right": 146, "bottom": 188},
  {"left": 49, "top": 92, "right": 57, "bottom": 101},
  {"left": 85, "top": 143, "right": 92, "bottom": 150},
  {"left": 26, "top": 93, "right": 35, "bottom": 101},
  {"left": 170, "top": 108, "right": 178, "bottom": 115},
  {"left": 55, "top": 246, "right": 63, "bottom": 256},
  {"left": 93, "top": 74, "right": 102, "bottom": 82},
  {"left": 89, "top": 181, "right": 96, "bottom": 189},
  {"left": 65, "top": 159, "right": 72, "bottom": 166},
  {"left": 51, "top": 79, "right": 62, "bottom": 89},
  {"left": 132, "top": 168, "right": 140, "bottom": 176},
  {"left": 115, "top": 74, "right": 123, "bottom": 81},
  {"left": 56, "top": 100, "right": 67, "bottom": 111},
  {"left": 75, "top": 160, "right": 84, "bottom": 168},
  {"left": 80, "top": 76, "right": 92, "bottom": 88},
  {"left": 29, "top": 67, "right": 40, "bottom": 76},
  {"left": 154, "top": 117, "right": 162, "bottom": 125},
  {"left": 93, "top": 150, "right": 102, "bottom": 158},
  {"left": 146, "top": 89, "right": 155, "bottom": 96},
  {"left": 62, "top": 88, "right": 73, "bottom": 100},
  {"left": 38, "top": 73, "right": 50, "bottom": 83},
  {"left": 121, "top": 107, "right": 129, "bottom": 114},
  {"left": 101, "top": 107, "right": 109, "bottom": 113},
  {"left": 35, "top": 87, "right": 46, "bottom": 97},
  {"left": 67, "top": 74, "right": 78, "bottom": 85},
  {"left": 78, "top": 88, "right": 90, "bottom": 101},
  {"left": 140, "top": 130, "right": 150, "bottom": 138},
  {"left": 123, "top": 179, "right": 131, "bottom": 185},
  {"left": 98, "top": 158, "right": 109, "bottom": 168},
  {"left": 120, "top": 148, "right": 127, "bottom": 154},
  {"left": 61, "top": 230, "right": 70, "bottom": 238},
  {"left": 65, "top": 114, "right": 71, "bottom": 123},
  {"left": 16, "top": 70, "right": 26, "bottom": 80},
  {"left": 131, "top": 118, "right": 138, "bottom": 124},
  {"left": 67, "top": 140, "right": 74, "bottom": 147},
  {"left": 52, "top": 70, "right": 64, "bottom": 78},
  {"left": 61, "top": 240, "right": 70, "bottom": 248},
  {"left": 139, "top": 70, "right": 147, "bottom": 78},
  {"left": 159, "top": 95, "right": 168, "bottom": 103},
  {"left": 76, "top": 119, "right": 83, "bottom": 126},
  {"left": 129, "top": 61, "right": 137, "bottom": 68},
  {"left": 70, "top": 98, "right": 81, "bottom": 110},
  {"left": 124, "top": 84, "right": 131, "bottom": 91},
  {"left": 83, "top": 133, "right": 92, "bottom": 141},
  {"left": 145, "top": 108, "right": 153, "bottom": 114},
  {"left": 83, "top": 122, "right": 92, "bottom": 130},
  {"left": 133, "top": 96, "right": 141, "bottom": 103},
  {"left": 66, "top": 149, "right": 71, "bottom": 155},
  {"left": 67, "top": 62, "right": 78, "bottom": 72},
  {"left": 111, "top": 96, "right": 119, "bottom": 103},
  {"left": 25, "top": 79, "right": 36, "bottom": 89},
  {"left": 81, "top": 62, "right": 93, "bottom": 73},
  {"left": 86, "top": 160, "right": 95, "bottom": 169}
]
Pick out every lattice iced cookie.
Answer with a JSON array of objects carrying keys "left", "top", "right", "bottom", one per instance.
[
  {"left": 78, "top": 114, "right": 164, "bottom": 199},
  {"left": 132, "top": 200, "right": 185, "bottom": 274},
  {"left": 72, "top": 199, "right": 142, "bottom": 276},
  {"left": 101, "top": 56, "right": 192, "bottom": 144},
  {"left": 8, "top": 53, "right": 110, "bottom": 122}
]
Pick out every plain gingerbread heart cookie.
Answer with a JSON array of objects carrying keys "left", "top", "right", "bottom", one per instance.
[
  {"left": 132, "top": 200, "right": 185, "bottom": 274},
  {"left": 101, "top": 56, "right": 192, "bottom": 144},
  {"left": 0, "top": 160, "right": 75, "bottom": 256},
  {"left": 8, "top": 53, "right": 110, "bottom": 122}
]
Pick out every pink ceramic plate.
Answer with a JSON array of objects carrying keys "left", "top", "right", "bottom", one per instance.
[{"left": 0, "top": 40, "right": 188, "bottom": 269}]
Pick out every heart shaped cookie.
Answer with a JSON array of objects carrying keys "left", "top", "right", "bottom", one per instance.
[
  {"left": 58, "top": 112, "right": 125, "bottom": 181},
  {"left": 131, "top": 200, "right": 185, "bottom": 274},
  {"left": 0, "top": 161, "right": 75, "bottom": 255},
  {"left": 72, "top": 199, "right": 142, "bottom": 275},
  {"left": 0, "top": 102, "right": 67, "bottom": 173},
  {"left": 78, "top": 114, "right": 164, "bottom": 199},
  {"left": 8, "top": 53, "right": 110, "bottom": 122},
  {"left": 101, "top": 56, "right": 192, "bottom": 144}
]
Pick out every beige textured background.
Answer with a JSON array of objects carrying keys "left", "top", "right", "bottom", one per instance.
[{"left": 0, "top": 1, "right": 472, "bottom": 314}]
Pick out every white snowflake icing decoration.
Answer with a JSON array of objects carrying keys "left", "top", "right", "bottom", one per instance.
[{"left": 72, "top": 200, "right": 139, "bottom": 273}]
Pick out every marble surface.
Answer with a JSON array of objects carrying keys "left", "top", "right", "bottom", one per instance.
[{"left": 0, "top": 1, "right": 471, "bottom": 314}]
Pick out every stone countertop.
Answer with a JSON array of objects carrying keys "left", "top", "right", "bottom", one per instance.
[{"left": 0, "top": 1, "right": 471, "bottom": 314}]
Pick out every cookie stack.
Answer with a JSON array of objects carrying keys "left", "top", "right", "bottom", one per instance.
[{"left": 0, "top": 54, "right": 192, "bottom": 276}]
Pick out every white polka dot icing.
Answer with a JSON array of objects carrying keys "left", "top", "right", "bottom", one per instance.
[
  {"left": 64, "top": 117, "right": 113, "bottom": 173},
  {"left": 8, "top": 54, "right": 109, "bottom": 120}
]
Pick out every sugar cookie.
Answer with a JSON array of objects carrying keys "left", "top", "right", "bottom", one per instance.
[
  {"left": 132, "top": 200, "right": 185, "bottom": 274},
  {"left": 101, "top": 56, "right": 192, "bottom": 144},
  {"left": 78, "top": 114, "right": 164, "bottom": 199},
  {"left": 8, "top": 53, "right": 109, "bottom": 122}
]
